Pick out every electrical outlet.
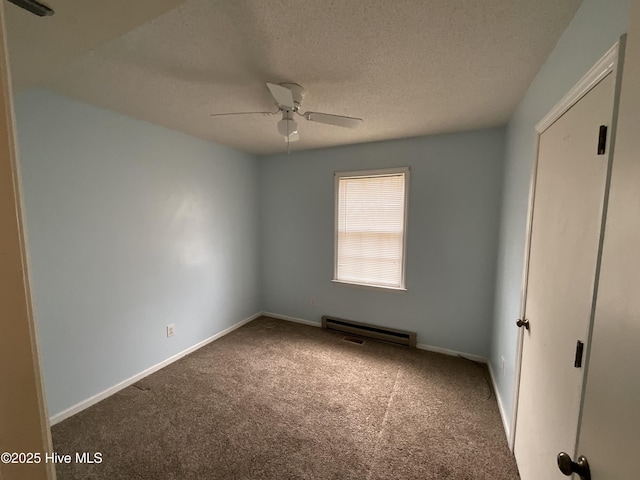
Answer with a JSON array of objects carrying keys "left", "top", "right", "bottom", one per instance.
[
  {"left": 310, "top": 298, "right": 316, "bottom": 306},
  {"left": 167, "top": 324, "right": 175, "bottom": 338},
  {"left": 500, "top": 356, "right": 505, "bottom": 377}
]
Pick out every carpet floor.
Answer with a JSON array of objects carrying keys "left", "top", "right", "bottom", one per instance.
[{"left": 52, "top": 316, "right": 520, "bottom": 479}]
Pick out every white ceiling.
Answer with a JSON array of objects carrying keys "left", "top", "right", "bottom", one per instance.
[{"left": 6, "top": 0, "right": 582, "bottom": 155}]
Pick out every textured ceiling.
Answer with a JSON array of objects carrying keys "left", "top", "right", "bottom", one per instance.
[{"left": 7, "top": 0, "right": 582, "bottom": 154}]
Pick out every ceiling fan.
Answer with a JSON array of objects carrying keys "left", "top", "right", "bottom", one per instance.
[{"left": 209, "top": 82, "right": 363, "bottom": 147}]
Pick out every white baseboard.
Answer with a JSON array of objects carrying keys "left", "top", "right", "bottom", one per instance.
[
  {"left": 416, "top": 343, "right": 487, "bottom": 364},
  {"left": 261, "top": 311, "right": 321, "bottom": 327},
  {"left": 487, "top": 361, "right": 511, "bottom": 443},
  {"left": 49, "top": 311, "right": 262, "bottom": 425}
]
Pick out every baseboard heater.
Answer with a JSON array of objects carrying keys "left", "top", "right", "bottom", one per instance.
[{"left": 321, "top": 315, "right": 417, "bottom": 348}]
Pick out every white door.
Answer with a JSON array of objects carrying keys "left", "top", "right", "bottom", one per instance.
[
  {"left": 574, "top": 6, "right": 640, "bottom": 478},
  {"left": 514, "top": 73, "right": 615, "bottom": 480}
]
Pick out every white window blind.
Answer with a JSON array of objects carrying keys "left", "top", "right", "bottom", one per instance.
[{"left": 334, "top": 168, "right": 409, "bottom": 289}]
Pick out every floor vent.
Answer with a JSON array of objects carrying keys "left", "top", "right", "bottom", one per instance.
[
  {"left": 322, "top": 315, "right": 416, "bottom": 347},
  {"left": 343, "top": 336, "right": 365, "bottom": 345}
]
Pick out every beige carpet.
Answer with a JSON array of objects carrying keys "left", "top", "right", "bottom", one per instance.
[{"left": 52, "top": 316, "right": 519, "bottom": 479}]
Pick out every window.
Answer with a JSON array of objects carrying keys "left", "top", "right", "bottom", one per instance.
[{"left": 334, "top": 167, "right": 409, "bottom": 290}]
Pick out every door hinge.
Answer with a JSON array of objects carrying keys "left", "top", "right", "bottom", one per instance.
[
  {"left": 574, "top": 340, "right": 585, "bottom": 368},
  {"left": 597, "top": 125, "right": 608, "bottom": 155}
]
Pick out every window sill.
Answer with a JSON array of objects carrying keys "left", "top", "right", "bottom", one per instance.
[{"left": 331, "top": 279, "right": 407, "bottom": 293}]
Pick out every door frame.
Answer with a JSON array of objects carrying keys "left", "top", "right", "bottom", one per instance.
[
  {"left": 0, "top": 2, "right": 55, "bottom": 479},
  {"left": 509, "top": 41, "right": 622, "bottom": 451}
]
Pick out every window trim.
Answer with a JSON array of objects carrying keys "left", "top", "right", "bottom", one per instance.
[{"left": 333, "top": 167, "right": 410, "bottom": 291}]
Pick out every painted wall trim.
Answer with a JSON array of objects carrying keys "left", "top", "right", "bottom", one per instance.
[
  {"left": 261, "top": 311, "right": 322, "bottom": 327},
  {"left": 536, "top": 42, "right": 619, "bottom": 133},
  {"left": 416, "top": 343, "right": 488, "bottom": 364},
  {"left": 488, "top": 362, "right": 511, "bottom": 443},
  {"left": 49, "top": 312, "right": 262, "bottom": 425}
]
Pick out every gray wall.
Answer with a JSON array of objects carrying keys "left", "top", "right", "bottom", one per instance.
[
  {"left": 490, "top": 0, "right": 632, "bottom": 434},
  {"left": 260, "top": 129, "right": 505, "bottom": 357},
  {"left": 15, "top": 89, "right": 261, "bottom": 417}
]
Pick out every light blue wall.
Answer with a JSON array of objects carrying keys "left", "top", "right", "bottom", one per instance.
[
  {"left": 259, "top": 129, "right": 505, "bottom": 357},
  {"left": 14, "top": 89, "right": 261, "bottom": 417},
  {"left": 490, "top": 0, "right": 632, "bottom": 430}
]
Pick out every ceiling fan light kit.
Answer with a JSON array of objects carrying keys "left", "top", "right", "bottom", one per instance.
[
  {"left": 277, "top": 115, "right": 298, "bottom": 141},
  {"left": 210, "top": 82, "right": 363, "bottom": 144}
]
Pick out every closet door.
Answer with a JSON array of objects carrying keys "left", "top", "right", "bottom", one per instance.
[{"left": 514, "top": 73, "right": 614, "bottom": 480}]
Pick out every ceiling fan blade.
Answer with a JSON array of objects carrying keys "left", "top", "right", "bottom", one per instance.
[
  {"left": 7, "top": 0, "right": 54, "bottom": 16},
  {"left": 304, "top": 112, "right": 363, "bottom": 128},
  {"left": 209, "top": 111, "right": 277, "bottom": 117},
  {"left": 266, "top": 83, "right": 295, "bottom": 108}
]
